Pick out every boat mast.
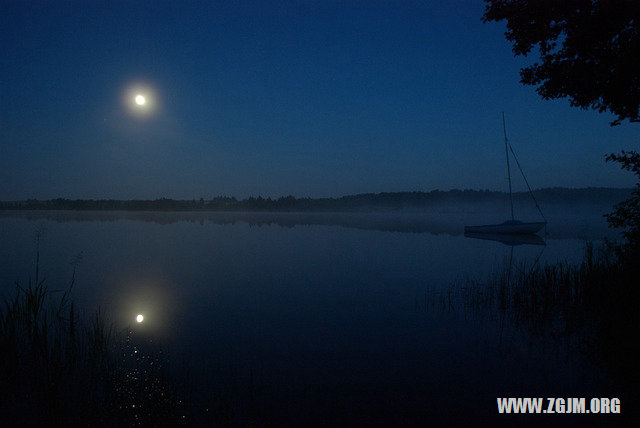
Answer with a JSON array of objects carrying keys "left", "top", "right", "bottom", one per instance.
[{"left": 503, "top": 112, "right": 514, "bottom": 221}]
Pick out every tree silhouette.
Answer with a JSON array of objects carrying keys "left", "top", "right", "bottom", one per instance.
[
  {"left": 605, "top": 151, "right": 640, "bottom": 254},
  {"left": 483, "top": 0, "right": 640, "bottom": 126}
]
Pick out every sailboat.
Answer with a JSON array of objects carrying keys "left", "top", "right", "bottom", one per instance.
[{"left": 464, "top": 113, "right": 546, "bottom": 236}]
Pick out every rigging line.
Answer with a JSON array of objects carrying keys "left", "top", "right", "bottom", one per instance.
[
  {"left": 507, "top": 143, "right": 547, "bottom": 223},
  {"left": 503, "top": 112, "right": 515, "bottom": 221}
]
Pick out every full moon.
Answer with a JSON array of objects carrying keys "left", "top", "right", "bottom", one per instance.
[
  {"left": 124, "top": 85, "right": 156, "bottom": 116},
  {"left": 136, "top": 314, "right": 144, "bottom": 323}
]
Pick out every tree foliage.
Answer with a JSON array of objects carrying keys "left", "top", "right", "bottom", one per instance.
[
  {"left": 605, "top": 150, "right": 640, "bottom": 254},
  {"left": 483, "top": 0, "right": 640, "bottom": 125}
]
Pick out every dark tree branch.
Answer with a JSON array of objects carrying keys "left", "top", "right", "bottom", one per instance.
[{"left": 483, "top": 0, "right": 640, "bottom": 126}]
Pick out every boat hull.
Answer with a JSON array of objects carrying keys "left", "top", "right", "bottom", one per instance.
[
  {"left": 464, "top": 221, "right": 546, "bottom": 235},
  {"left": 464, "top": 231, "right": 545, "bottom": 246}
]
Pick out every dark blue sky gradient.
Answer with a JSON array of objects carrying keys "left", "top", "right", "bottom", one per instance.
[{"left": 1, "top": 1, "right": 637, "bottom": 199}]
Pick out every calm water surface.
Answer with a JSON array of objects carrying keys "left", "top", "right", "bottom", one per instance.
[{"left": 0, "top": 209, "right": 621, "bottom": 425}]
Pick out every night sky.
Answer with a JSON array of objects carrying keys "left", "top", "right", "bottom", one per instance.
[{"left": 1, "top": 0, "right": 637, "bottom": 200}]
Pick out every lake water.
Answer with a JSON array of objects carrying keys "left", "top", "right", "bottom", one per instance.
[{"left": 0, "top": 208, "right": 625, "bottom": 425}]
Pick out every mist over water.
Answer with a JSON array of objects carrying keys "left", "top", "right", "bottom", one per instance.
[{"left": 0, "top": 203, "right": 623, "bottom": 424}]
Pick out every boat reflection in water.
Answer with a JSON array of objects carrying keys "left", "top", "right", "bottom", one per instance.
[
  {"left": 464, "top": 220, "right": 546, "bottom": 235},
  {"left": 464, "top": 231, "right": 546, "bottom": 288},
  {"left": 463, "top": 231, "right": 546, "bottom": 246}
]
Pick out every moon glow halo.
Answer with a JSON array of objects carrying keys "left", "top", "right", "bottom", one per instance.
[{"left": 123, "top": 84, "right": 156, "bottom": 117}]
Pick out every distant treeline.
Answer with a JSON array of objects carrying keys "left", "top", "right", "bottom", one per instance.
[{"left": 0, "top": 188, "right": 632, "bottom": 212}]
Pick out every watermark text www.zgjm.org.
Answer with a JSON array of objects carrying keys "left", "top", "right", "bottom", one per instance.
[{"left": 497, "top": 397, "right": 620, "bottom": 414}]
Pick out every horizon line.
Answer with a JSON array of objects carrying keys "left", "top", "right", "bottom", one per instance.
[{"left": 0, "top": 186, "right": 633, "bottom": 203}]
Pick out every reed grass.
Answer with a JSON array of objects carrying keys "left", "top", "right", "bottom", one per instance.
[
  {"left": 0, "top": 255, "right": 189, "bottom": 426},
  {"left": 458, "top": 241, "right": 639, "bottom": 398}
]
